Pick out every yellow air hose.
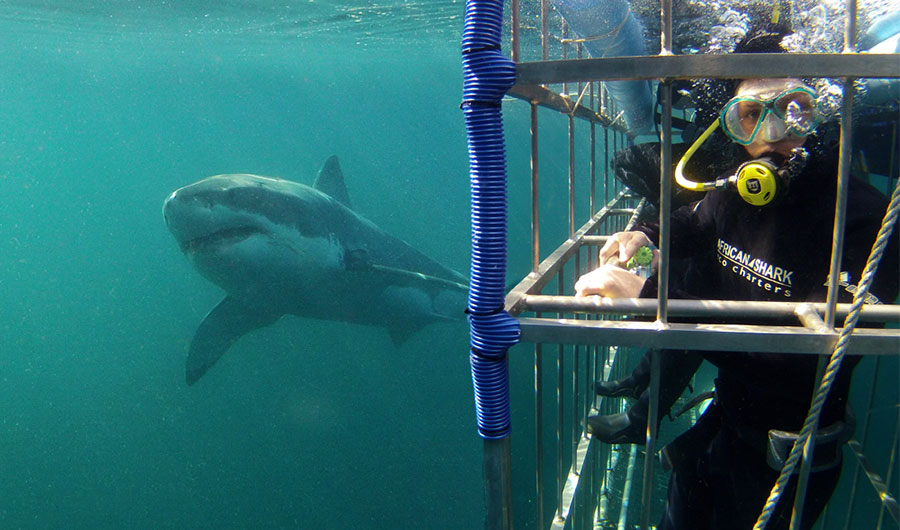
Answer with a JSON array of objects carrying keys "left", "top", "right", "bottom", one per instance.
[{"left": 674, "top": 119, "right": 722, "bottom": 192}]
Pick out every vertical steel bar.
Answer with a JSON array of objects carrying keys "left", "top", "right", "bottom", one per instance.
[
  {"left": 562, "top": 20, "right": 569, "bottom": 97},
  {"left": 656, "top": 0, "right": 674, "bottom": 325},
  {"left": 531, "top": 103, "right": 541, "bottom": 272},
  {"left": 540, "top": 0, "right": 548, "bottom": 62},
  {"left": 875, "top": 420, "right": 900, "bottom": 529},
  {"left": 604, "top": 127, "right": 610, "bottom": 207},
  {"left": 790, "top": 356, "right": 827, "bottom": 530},
  {"left": 615, "top": 130, "right": 620, "bottom": 194},
  {"left": 587, "top": 282, "right": 598, "bottom": 530},
  {"left": 641, "top": 3, "right": 674, "bottom": 527},
  {"left": 580, "top": 254, "right": 590, "bottom": 443},
  {"left": 597, "top": 345, "right": 611, "bottom": 525},
  {"left": 599, "top": 420, "right": 620, "bottom": 523},
  {"left": 588, "top": 82, "right": 596, "bottom": 214},
  {"left": 557, "top": 273, "right": 565, "bottom": 520},
  {"left": 640, "top": 348, "right": 662, "bottom": 530},
  {"left": 577, "top": 42, "right": 584, "bottom": 98},
  {"left": 573, "top": 247, "right": 590, "bottom": 448},
  {"left": 535, "top": 339, "right": 545, "bottom": 530},
  {"left": 613, "top": 131, "right": 620, "bottom": 231},
  {"left": 824, "top": 29, "right": 857, "bottom": 328},
  {"left": 843, "top": 356, "right": 882, "bottom": 529},
  {"left": 843, "top": 0, "right": 858, "bottom": 54},
  {"left": 583, "top": 343, "right": 591, "bottom": 457},
  {"left": 656, "top": 85, "right": 673, "bottom": 326},
  {"left": 795, "top": 3, "right": 858, "bottom": 527},
  {"left": 573, "top": 254, "right": 581, "bottom": 474},
  {"left": 569, "top": 116, "right": 576, "bottom": 238},
  {"left": 529, "top": 84, "right": 543, "bottom": 528},
  {"left": 660, "top": 0, "right": 673, "bottom": 55},
  {"left": 599, "top": 83, "right": 607, "bottom": 120},
  {"left": 484, "top": 437, "right": 514, "bottom": 530},
  {"left": 590, "top": 349, "right": 599, "bottom": 529},
  {"left": 618, "top": 445, "right": 640, "bottom": 530},
  {"left": 510, "top": 0, "right": 520, "bottom": 63}
]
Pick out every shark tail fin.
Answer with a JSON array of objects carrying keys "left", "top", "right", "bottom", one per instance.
[{"left": 186, "top": 296, "right": 282, "bottom": 385}]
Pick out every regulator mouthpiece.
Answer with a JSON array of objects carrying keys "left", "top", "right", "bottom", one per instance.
[{"left": 735, "top": 159, "right": 780, "bottom": 206}]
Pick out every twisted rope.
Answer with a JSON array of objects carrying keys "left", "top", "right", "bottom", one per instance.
[{"left": 753, "top": 176, "right": 900, "bottom": 530}]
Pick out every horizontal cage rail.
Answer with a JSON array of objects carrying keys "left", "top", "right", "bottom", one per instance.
[
  {"left": 515, "top": 53, "right": 900, "bottom": 86},
  {"left": 517, "top": 318, "right": 900, "bottom": 355},
  {"left": 513, "top": 295, "right": 900, "bottom": 324}
]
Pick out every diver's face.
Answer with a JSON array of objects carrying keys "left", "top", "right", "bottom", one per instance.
[{"left": 734, "top": 78, "right": 810, "bottom": 158}]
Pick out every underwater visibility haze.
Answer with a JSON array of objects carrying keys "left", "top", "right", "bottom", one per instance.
[
  {"left": 0, "top": 2, "right": 495, "bottom": 529},
  {"left": 1, "top": 1, "right": 898, "bottom": 529}
]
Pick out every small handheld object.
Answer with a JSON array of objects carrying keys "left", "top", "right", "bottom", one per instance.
[
  {"left": 626, "top": 245, "right": 654, "bottom": 279},
  {"left": 626, "top": 246, "right": 654, "bottom": 270}
]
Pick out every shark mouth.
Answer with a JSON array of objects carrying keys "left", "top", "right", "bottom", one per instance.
[{"left": 182, "top": 226, "right": 263, "bottom": 253}]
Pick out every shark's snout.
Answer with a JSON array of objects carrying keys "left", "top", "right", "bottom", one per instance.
[
  {"left": 162, "top": 187, "right": 201, "bottom": 247},
  {"left": 163, "top": 176, "right": 278, "bottom": 255},
  {"left": 162, "top": 190, "right": 179, "bottom": 231}
]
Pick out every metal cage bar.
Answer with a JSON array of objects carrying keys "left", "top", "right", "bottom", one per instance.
[
  {"left": 792, "top": 2, "right": 859, "bottom": 524},
  {"left": 501, "top": 3, "right": 900, "bottom": 530},
  {"left": 515, "top": 53, "right": 899, "bottom": 86}
]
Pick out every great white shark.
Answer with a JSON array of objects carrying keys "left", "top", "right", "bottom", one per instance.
[{"left": 164, "top": 156, "right": 468, "bottom": 385}]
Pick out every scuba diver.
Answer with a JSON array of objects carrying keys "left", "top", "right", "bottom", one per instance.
[{"left": 574, "top": 25, "right": 900, "bottom": 530}]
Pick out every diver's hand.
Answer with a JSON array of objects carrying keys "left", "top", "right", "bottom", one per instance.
[
  {"left": 599, "top": 231, "right": 657, "bottom": 269},
  {"left": 574, "top": 264, "right": 647, "bottom": 298}
]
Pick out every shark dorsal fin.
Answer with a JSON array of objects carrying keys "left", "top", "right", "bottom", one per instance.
[{"left": 314, "top": 155, "right": 352, "bottom": 208}]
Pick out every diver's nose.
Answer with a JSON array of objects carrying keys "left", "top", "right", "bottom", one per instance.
[{"left": 759, "top": 113, "right": 787, "bottom": 143}]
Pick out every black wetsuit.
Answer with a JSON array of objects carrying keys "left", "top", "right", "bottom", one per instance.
[{"left": 629, "top": 154, "right": 900, "bottom": 529}]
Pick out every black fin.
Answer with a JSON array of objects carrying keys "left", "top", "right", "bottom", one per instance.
[
  {"left": 185, "top": 296, "right": 282, "bottom": 385},
  {"left": 313, "top": 155, "right": 352, "bottom": 208}
]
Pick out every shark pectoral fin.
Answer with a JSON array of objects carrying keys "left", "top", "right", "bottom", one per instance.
[{"left": 186, "top": 296, "right": 282, "bottom": 386}]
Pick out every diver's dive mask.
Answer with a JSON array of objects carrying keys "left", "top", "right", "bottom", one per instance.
[
  {"left": 720, "top": 86, "right": 820, "bottom": 145},
  {"left": 674, "top": 119, "right": 811, "bottom": 207}
]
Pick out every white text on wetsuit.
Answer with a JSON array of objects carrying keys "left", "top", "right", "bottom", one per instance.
[{"left": 717, "top": 239, "right": 793, "bottom": 298}]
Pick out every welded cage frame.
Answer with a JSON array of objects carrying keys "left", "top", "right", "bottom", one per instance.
[{"left": 494, "top": 1, "right": 900, "bottom": 529}]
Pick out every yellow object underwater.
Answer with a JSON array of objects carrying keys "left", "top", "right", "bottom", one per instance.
[{"left": 674, "top": 118, "right": 784, "bottom": 207}]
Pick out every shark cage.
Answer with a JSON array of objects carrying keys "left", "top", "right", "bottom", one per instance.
[{"left": 461, "top": 0, "right": 900, "bottom": 529}]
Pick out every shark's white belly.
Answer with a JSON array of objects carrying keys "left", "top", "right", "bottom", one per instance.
[{"left": 190, "top": 231, "right": 447, "bottom": 327}]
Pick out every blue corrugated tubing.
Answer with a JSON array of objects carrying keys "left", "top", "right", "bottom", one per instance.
[{"left": 461, "top": 0, "right": 521, "bottom": 440}]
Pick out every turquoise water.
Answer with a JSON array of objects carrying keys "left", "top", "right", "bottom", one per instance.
[
  {"left": 0, "top": 3, "right": 504, "bottom": 528},
  {"left": 0, "top": 2, "right": 586, "bottom": 528},
  {"left": 2, "top": 2, "right": 897, "bottom": 530}
]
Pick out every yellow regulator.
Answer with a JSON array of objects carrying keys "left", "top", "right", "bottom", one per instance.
[
  {"left": 675, "top": 118, "right": 805, "bottom": 207},
  {"left": 735, "top": 159, "right": 780, "bottom": 206}
]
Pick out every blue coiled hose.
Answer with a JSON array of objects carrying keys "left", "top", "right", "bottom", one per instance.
[{"left": 461, "top": 0, "right": 521, "bottom": 440}]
